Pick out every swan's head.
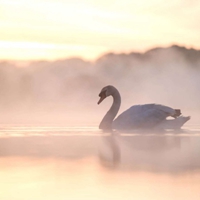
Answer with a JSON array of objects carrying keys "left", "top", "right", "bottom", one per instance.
[{"left": 98, "top": 85, "right": 115, "bottom": 104}]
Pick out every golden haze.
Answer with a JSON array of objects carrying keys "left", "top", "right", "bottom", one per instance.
[{"left": 1, "top": 0, "right": 200, "bottom": 60}]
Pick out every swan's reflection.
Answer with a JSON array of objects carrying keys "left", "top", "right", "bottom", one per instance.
[
  {"left": 99, "top": 131, "right": 121, "bottom": 168},
  {"left": 0, "top": 128, "right": 200, "bottom": 173},
  {"left": 98, "top": 129, "right": 200, "bottom": 172}
]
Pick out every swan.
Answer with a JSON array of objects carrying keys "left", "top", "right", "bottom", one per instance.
[{"left": 98, "top": 85, "right": 190, "bottom": 131}]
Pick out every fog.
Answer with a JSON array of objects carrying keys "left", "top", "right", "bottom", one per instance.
[
  {"left": 1, "top": 45, "right": 200, "bottom": 200},
  {"left": 0, "top": 45, "right": 200, "bottom": 124}
]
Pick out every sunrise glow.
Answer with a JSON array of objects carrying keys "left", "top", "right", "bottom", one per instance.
[{"left": 1, "top": 0, "right": 200, "bottom": 60}]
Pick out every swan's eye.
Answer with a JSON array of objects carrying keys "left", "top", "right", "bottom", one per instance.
[{"left": 99, "top": 90, "right": 107, "bottom": 97}]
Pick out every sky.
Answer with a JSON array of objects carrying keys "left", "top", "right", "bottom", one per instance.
[{"left": 0, "top": 0, "right": 200, "bottom": 60}]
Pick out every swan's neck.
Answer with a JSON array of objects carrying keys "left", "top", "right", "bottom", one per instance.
[{"left": 99, "top": 90, "right": 121, "bottom": 130}]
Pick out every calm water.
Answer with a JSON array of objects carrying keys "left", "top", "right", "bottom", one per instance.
[{"left": 0, "top": 124, "right": 200, "bottom": 200}]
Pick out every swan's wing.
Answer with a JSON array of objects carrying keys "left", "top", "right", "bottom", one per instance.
[
  {"left": 113, "top": 104, "right": 176, "bottom": 130},
  {"left": 152, "top": 104, "right": 175, "bottom": 116},
  {"left": 155, "top": 116, "right": 190, "bottom": 129}
]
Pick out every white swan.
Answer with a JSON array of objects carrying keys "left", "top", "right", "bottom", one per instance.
[{"left": 98, "top": 85, "right": 190, "bottom": 131}]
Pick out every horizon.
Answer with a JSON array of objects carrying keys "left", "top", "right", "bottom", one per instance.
[
  {"left": 0, "top": 44, "right": 199, "bottom": 63},
  {"left": 1, "top": 0, "right": 200, "bottom": 61}
]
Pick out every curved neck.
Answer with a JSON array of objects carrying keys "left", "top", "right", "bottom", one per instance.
[{"left": 99, "top": 89, "right": 121, "bottom": 130}]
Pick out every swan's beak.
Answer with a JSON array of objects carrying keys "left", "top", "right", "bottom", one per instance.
[
  {"left": 98, "top": 96, "right": 106, "bottom": 104},
  {"left": 98, "top": 91, "right": 106, "bottom": 104}
]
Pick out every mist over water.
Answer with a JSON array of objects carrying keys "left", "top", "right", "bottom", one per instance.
[
  {"left": 1, "top": 45, "right": 200, "bottom": 200},
  {"left": 0, "top": 45, "right": 200, "bottom": 124}
]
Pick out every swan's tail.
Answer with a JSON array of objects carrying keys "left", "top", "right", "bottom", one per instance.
[{"left": 156, "top": 116, "right": 191, "bottom": 129}]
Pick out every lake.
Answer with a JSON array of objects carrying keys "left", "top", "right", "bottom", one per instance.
[{"left": 0, "top": 123, "right": 200, "bottom": 200}]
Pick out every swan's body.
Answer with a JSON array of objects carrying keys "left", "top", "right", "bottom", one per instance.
[{"left": 98, "top": 85, "right": 190, "bottom": 131}]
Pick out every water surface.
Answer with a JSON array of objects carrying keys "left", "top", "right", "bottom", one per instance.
[{"left": 0, "top": 124, "right": 200, "bottom": 200}]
